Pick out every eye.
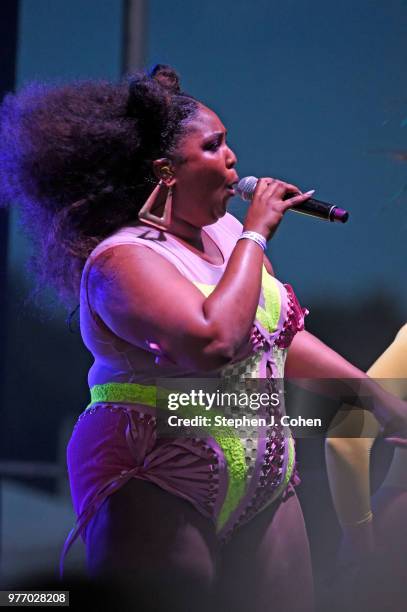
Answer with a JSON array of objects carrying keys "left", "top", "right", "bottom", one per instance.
[
  {"left": 204, "top": 135, "right": 223, "bottom": 151},
  {"left": 204, "top": 140, "right": 220, "bottom": 151}
]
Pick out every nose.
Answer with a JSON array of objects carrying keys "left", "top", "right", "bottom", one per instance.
[{"left": 225, "top": 144, "right": 237, "bottom": 167}]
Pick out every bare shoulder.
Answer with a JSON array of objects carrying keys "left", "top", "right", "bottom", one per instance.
[
  {"left": 367, "top": 322, "right": 407, "bottom": 380},
  {"left": 86, "top": 241, "right": 209, "bottom": 341},
  {"left": 88, "top": 242, "right": 176, "bottom": 282},
  {"left": 87, "top": 242, "right": 198, "bottom": 311},
  {"left": 395, "top": 323, "right": 407, "bottom": 347}
]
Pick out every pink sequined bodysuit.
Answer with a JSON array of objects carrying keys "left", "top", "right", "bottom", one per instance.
[{"left": 60, "top": 212, "right": 308, "bottom": 576}]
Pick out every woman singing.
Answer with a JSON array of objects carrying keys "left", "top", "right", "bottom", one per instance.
[{"left": 1, "top": 65, "right": 406, "bottom": 612}]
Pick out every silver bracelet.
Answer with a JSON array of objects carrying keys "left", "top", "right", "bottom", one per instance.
[{"left": 238, "top": 230, "right": 267, "bottom": 252}]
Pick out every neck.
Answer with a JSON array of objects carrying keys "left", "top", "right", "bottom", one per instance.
[
  {"left": 136, "top": 186, "right": 206, "bottom": 248},
  {"left": 167, "top": 216, "right": 203, "bottom": 247},
  {"left": 136, "top": 213, "right": 204, "bottom": 248}
]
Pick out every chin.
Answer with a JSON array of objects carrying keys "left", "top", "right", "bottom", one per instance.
[
  {"left": 208, "top": 208, "right": 226, "bottom": 224},
  {"left": 203, "top": 196, "right": 229, "bottom": 224},
  {"left": 215, "top": 199, "right": 230, "bottom": 219}
]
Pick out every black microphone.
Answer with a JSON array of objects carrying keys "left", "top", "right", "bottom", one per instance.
[{"left": 236, "top": 176, "right": 349, "bottom": 223}]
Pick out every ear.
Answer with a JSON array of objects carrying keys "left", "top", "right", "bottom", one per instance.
[{"left": 152, "top": 158, "right": 176, "bottom": 187}]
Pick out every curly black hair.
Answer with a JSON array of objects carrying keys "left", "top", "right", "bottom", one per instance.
[{"left": 0, "top": 64, "right": 199, "bottom": 307}]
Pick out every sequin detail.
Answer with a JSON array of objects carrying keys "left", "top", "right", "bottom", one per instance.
[
  {"left": 73, "top": 402, "right": 121, "bottom": 431},
  {"left": 275, "top": 283, "right": 309, "bottom": 349},
  {"left": 219, "top": 374, "right": 293, "bottom": 541}
]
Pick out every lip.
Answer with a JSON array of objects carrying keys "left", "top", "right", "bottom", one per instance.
[
  {"left": 225, "top": 173, "right": 239, "bottom": 194},
  {"left": 226, "top": 173, "right": 239, "bottom": 187}
]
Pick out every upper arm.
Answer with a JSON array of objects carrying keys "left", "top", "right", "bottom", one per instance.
[{"left": 88, "top": 244, "right": 228, "bottom": 370}]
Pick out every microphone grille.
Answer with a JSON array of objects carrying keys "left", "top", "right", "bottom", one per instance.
[{"left": 236, "top": 176, "right": 258, "bottom": 201}]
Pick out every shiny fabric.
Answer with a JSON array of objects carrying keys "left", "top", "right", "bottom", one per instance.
[{"left": 60, "top": 213, "right": 308, "bottom": 577}]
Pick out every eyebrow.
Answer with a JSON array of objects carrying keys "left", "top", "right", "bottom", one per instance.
[{"left": 208, "top": 130, "right": 227, "bottom": 138}]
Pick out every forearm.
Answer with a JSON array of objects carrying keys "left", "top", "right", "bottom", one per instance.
[
  {"left": 200, "top": 178, "right": 312, "bottom": 360},
  {"left": 285, "top": 330, "right": 407, "bottom": 439},
  {"left": 202, "top": 237, "right": 264, "bottom": 358}
]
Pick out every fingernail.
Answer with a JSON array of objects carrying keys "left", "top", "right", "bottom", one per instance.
[{"left": 304, "top": 189, "right": 315, "bottom": 195}]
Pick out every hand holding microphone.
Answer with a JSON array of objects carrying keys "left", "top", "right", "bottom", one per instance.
[
  {"left": 238, "top": 176, "right": 349, "bottom": 241},
  {"left": 240, "top": 177, "right": 318, "bottom": 242}
]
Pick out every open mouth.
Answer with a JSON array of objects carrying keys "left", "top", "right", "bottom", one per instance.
[{"left": 225, "top": 180, "right": 238, "bottom": 194}]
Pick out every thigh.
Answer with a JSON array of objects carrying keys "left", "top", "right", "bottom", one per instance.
[
  {"left": 85, "top": 478, "right": 219, "bottom": 610},
  {"left": 216, "top": 486, "right": 314, "bottom": 612}
]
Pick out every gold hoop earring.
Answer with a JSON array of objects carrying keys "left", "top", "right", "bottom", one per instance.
[
  {"left": 160, "top": 165, "right": 173, "bottom": 177},
  {"left": 138, "top": 180, "right": 172, "bottom": 231}
]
